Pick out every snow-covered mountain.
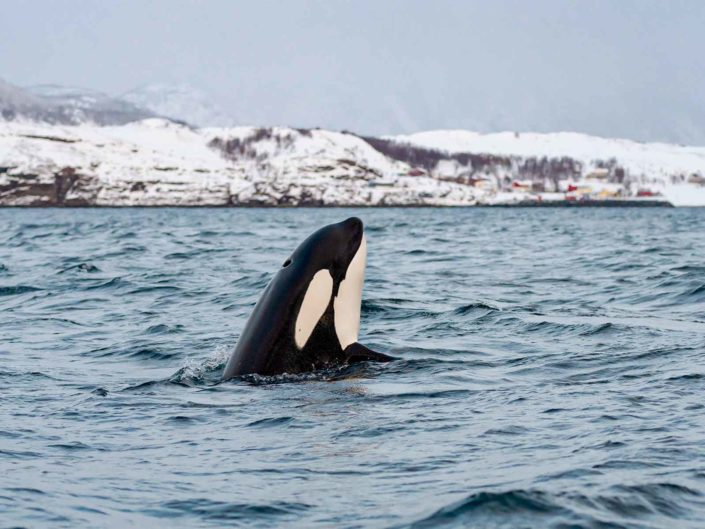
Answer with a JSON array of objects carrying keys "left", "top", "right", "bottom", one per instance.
[
  {"left": 1, "top": 119, "right": 704, "bottom": 206},
  {"left": 0, "top": 78, "right": 155, "bottom": 125},
  {"left": 121, "top": 84, "right": 235, "bottom": 127},
  {"left": 25, "top": 84, "right": 155, "bottom": 125},
  {"left": 1, "top": 78, "right": 62, "bottom": 123},
  {"left": 0, "top": 78, "right": 43, "bottom": 112},
  {"left": 0, "top": 77, "right": 235, "bottom": 128}
]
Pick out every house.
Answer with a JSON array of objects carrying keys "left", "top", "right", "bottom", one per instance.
[
  {"left": 566, "top": 184, "right": 593, "bottom": 195},
  {"left": 586, "top": 168, "right": 609, "bottom": 181},
  {"left": 407, "top": 168, "right": 426, "bottom": 177},
  {"left": 597, "top": 188, "right": 620, "bottom": 198},
  {"left": 688, "top": 174, "right": 705, "bottom": 185},
  {"left": 510, "top": 180, "right": 532, "bottom": 191},
  {"left": 469, "top": 177, "right": 494, "bottom": 189}
]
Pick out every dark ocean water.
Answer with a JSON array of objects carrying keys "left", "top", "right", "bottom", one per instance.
[{"left": 1, "top": 207, "right": 705, "bottom": 529}]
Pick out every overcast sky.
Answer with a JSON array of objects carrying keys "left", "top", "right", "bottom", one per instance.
[{"left": 2, "top": 0, "right": 704, "bottom": 143}]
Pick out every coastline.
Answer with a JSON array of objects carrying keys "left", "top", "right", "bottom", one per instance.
[
  {"left": 0, "top": 200, "right": 678, "bottom": 208},
  {"left": 3, "top": 120, "right": 704, "bottom": 208}
]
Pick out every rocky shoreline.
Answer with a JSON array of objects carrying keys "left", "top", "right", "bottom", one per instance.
[{"left": 2, "top": 119, "right": 704, "bottom": 207}]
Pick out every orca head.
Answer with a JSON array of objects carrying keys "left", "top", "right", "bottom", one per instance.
[{"left": 284, "top": 217, "right": 367, "bottom": 351}]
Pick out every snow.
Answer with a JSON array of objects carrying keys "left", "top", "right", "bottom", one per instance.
[
  {"left": 0, "top": 120, "right": 478, "bottom": 206},
  {"left": 661, "top": 184, "right": 705, "bottom": 207},
  {"left": 394, "top": 130, "right": 705, "bottom": 181},
  {"left": 24, "top": 84, "right": 153, "bottom": 125},
  {"left": 1, "top": 119, "right": 704, "bottom": 206},
  {"left": 0, "top": 78, "right": 154, "bottom": 126}
]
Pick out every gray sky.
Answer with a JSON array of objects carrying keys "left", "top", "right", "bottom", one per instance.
[{"left": 2, "top": 0, "right": 704, "bottom": 143}]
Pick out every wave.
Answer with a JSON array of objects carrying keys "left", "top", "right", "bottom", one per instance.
[
  {"left": 400, "top": 483, "right": 703, "bottom": 528},
  {"left": 0, "top": 285, "right": 42, "bottom": 296},
  {"left": 599, "top": 482, "right": 702, "bottom": 518},
  {"left": 399, "top": 490, "right": 573, "bottom": 529},
  {"left": 679, "top": 283, "right": 705, "bottom": 301},
  {"left": 81, "top": 277, "right": 130, "bottom": 291},
  {"left": 452, "top": 302, "right": 500, "bottom": 315},
  {"left": 87, "top": 343, "right": 181, "bottom": 361},
  {"left": 246, "top": 416, "right": 296, "bottom": 428},
  {"left": 154, "top": 498, "right": 311, "bottom": 522},
  {"left": 167, "top": 345, "right": 231, "bottom": 386},
  {"left": 145, "top": 323, "right": 185, "bottom": 335},
  {"left": 521, "top": 319, "right": 625, "bottom": 337}
]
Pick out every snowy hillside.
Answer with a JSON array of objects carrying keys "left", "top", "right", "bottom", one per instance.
[
  {"left": 1, "top": 77, "right": 233, "bottom": 129},
  {"left": 394, "top": 130, "right": 705, "bottom": 206},
  {"left": 25, "top": 84, "right": 155, "bottom": 125},
  {"left": 396, "top": 130, "right": 705, "bottom": 184},
  {"left": 1, "top": 78, "right": 154, "bottom": 125},
  {"left": 0, "top": 119, "right": 703, "bottom": 206},
  {"left": 0, "top": 120, "right": 476, "bottom": 206}
]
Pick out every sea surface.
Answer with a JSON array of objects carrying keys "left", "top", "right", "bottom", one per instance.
[{"left": 2, "top": 207, "right": 705, "bottom": 529}]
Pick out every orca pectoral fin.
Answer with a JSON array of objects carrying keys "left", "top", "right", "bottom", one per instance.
[{"left": 344, "top": 342, "right": 395, "bottom": 364}]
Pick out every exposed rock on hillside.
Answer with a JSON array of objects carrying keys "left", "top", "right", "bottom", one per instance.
[{"left": 1, "top": 120, "right": 704, "bottom": 206}]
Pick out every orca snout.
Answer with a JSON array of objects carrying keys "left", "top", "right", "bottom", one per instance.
[{"left": 342, "top": 217, "right": 364, "bottom": 236}]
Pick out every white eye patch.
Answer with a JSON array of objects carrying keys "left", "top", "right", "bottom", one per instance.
[
  {"left": 334, "top": 234, "right": 366, "bottom": 349},
  {"left": 295, "top": 269, "right": 333, "bottom": 349}
]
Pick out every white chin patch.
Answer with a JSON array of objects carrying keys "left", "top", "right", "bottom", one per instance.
[
  {"left": 295, "top": 269, "right": 333, "bottom": 350},
  {"left": 334, "top": 234, "right": 366, "bottom": 349}
]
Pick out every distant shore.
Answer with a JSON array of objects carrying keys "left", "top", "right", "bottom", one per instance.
[
  {"left": 483, "top": 199, "right": 674, "bottom": 208},
  {"left": 0, "top": 200, "right": 677, "bottom": 208},
  {"left": 3, "top": 120, "right": 705, "bottom": 208}
]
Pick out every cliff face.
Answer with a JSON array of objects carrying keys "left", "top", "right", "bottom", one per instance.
[
  {"left": 0, "top": 120, "right": 479, "bottom": 206},
  {"left": 1, "top": 119, "right": 704, "bottom": 206}
]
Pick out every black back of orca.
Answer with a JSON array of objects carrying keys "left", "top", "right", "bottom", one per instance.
[{"left": 222, "top": 217, "right": 391, "bottom": 380}]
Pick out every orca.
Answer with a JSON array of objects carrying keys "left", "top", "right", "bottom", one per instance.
[{"left": 222, "top": 217, "right": 392, "bottom": 380}]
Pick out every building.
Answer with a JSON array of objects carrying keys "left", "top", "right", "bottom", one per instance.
[
  {"left": 688, "top": 174, "right": 705, "bottom": 185},
  {"left": 586, "top": 168, "right": 609, "bottom": 181},
  {"left": 469, "top": 177, "right": 494, "bottom": 189},
  {"left": 510, "top": 180, "right": 532, "bottom": 192}
]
